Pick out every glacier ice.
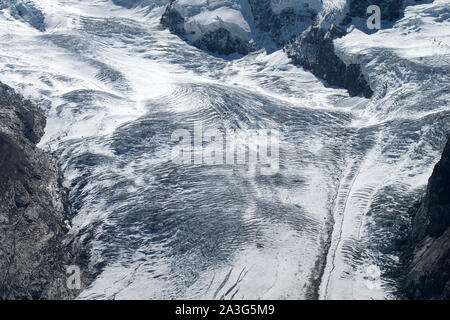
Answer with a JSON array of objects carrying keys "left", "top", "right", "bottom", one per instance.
[{"left": 0, "top": 0, "right": 448, "bottom": 300}]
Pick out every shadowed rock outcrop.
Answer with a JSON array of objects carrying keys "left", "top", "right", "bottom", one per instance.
[
  {"left": 160, "top": 0, "right": 257, "bottom": 56},
  {"left": 160, "top": 0, "right": 315, "bottom": 56},
  {"left": 285, "top": 0, "right": 432, "bottom": 98},
  {"left": 0, "top": 82, "right": 86, "bottom": 299},
  {"left": 247, "top": 0, "right": 316, "bottom": 47},
  {"left": 194, "top": 27, "right": 257, "bottom": 56},
  {"left": 285, "top": 24, "right": 373, "bottom": 98},
  {"left": 404, "top": 138, "right": 450, "bottom": 299},
  {"left": 160, "top": 0, "right": 185, "bottom": 35},
  {"left": 341, "top": 0, "right": 404, "bottom": 25}
]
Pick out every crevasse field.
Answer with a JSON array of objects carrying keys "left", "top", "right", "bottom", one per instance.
[{"left": 0, "top": 0, "right": 449, "bottom": 299}]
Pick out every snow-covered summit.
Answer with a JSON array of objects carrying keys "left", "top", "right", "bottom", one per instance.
[
  {"left": 161, "top": 0, "right": 322, "bottom": 54},
  {"left": 174, "top": 0, "right": 254, "bottom": 43}
]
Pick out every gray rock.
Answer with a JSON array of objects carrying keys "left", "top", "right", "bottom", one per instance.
[
  {"left": 0, "top": 82, "right": 86, "bottom": 299},
  {"left": 194, "top": 28, "right": 258, "bottom": 56},
  {"left": 160, "top": 0, "right": 185, "bottom": 36},
  {"left": 161, "top": 1, "right": 257, "bottom": 56},
  {"left": 112, "top": 0, "right": 168, "bottom": 11},
  {"left": 404, "top": 138, "right": 450, "bottom": 299},
  {"left": 284, "top": 1, "right": 427, "bottom": 98},
  {"left": 342, "top": 0, "right": 404, "bottom": 25},
  {"left": 160, "top": 0, "right": 314, "bottom": 56},
  {"left": 248, "top": 0, "right": 314, "bottom": 47},
  {"left": 158, "top": 1, "right": 426, "bottom": 97},
  {"left": 285, "top": 24, "right": 373, "bottom": 98}
]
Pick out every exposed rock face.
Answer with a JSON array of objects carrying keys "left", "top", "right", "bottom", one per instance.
[
  {"left": 247, "top": 0, "right": 315, "bottom": 47},
  {"left": 159, "top": 1, "right": 432, "bottom": 98},
  {"left": 160, "top": 0, "right": 185, "bottom": 35},
  {"left": 341, "top": 0, "right": 404, "bottom": 25},
  {"left": 112, "top": 0, "right": 169, "bottom": 13},
  {"left": 195, "top": 27, "right": 257, "bottom": 56},
  {"left": 160, "top": 0, "right": 316, "bottom": 55},
  {"left": 160, "top": 0, "right": 257, "bottom": 55},
  {"left": 159, "top": 0, "right": 372, "bottom": 96},
  {"left": 285, "top": 24, "right": 373, "bottom": 98},
  {"left": 404, "top": 138, "right": 450, "bottom": 299},
  {"left": 285, "top": 0, "right": 409, "bottom": 98},
  {"left": 159, "top": 1, "right": 416, "bottom": 97},
  {"left": 0, "top": 82, "right": 84, "bottom": 299},
  {"left": 285, "top": 0, "right": 424, "bottom": 98}
]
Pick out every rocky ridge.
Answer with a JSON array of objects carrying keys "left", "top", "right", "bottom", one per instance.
[
  {"left": 0, "top": 82, "right": 86, "bottom": 299},
  {"left": 404, "top": 138, "right": 450, "bottom": 299}
]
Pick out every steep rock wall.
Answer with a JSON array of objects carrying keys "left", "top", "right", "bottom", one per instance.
[
  {"left": 0, "top": 82, "right": 86, "bottom": 299},
  {"left": 405, "top": 138, "right": 450, "bottom": 299}
]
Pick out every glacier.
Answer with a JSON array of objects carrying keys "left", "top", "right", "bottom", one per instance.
[{"left": 0, "top": 0, "right": 449, "bottom": 300}]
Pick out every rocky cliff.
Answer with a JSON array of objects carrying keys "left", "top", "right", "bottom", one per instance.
[
  {"left": 285, "top": 0, "right": 410, "bottom": 98},
  {"left": 159, "top": 0, "right": 377, "bottom": 96},
  {"left": 404, "top": 138, "right": 450, "bottom": 299},
  {"left": 285, "top": 23, "right": 373, "bottom": 98},
  {"left": 160, "top": 0, "right": 258, "bottom": 55},
  {"left": 160, "top": 0, "right": 317, "bottom": 56},
  {"left": 159, "top": 1, "right": 422, "bottom": 97},
  {"left": 0, "top": 82, "right": 85, "bottom": 299}
]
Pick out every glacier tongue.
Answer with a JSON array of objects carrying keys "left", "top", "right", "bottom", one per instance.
[
  {"left": 319, "top": 0, "right": 450, "bottom": 300},
  {"left": 0, "top": 0, "right": 449, "bottom": 300}
]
